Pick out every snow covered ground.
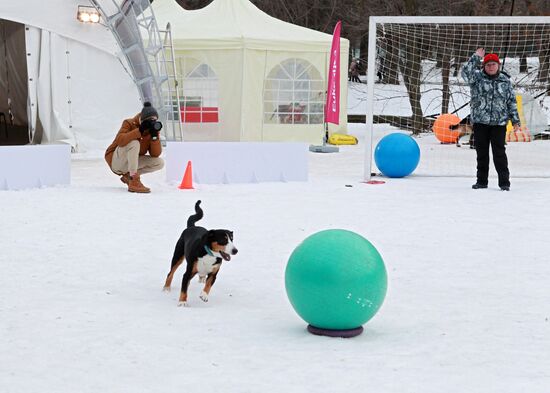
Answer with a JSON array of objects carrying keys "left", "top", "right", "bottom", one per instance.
[{"left": 1, "top": 123, "right": 550, "bottom": 393}]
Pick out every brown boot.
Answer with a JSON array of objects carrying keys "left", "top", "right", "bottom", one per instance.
[
  {"left": 120, "top": 173, "right": 130, "bottom": 185},
  {"left": 128, "top": 174, "right": 150, "bottom": 193}
]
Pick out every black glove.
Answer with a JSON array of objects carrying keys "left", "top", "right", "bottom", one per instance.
[
  {"left": 149, "top": 127, "right": 159, "bottom": 140},
  {"left": 139, "top": 119, "right": 152, "bottom": 134}
]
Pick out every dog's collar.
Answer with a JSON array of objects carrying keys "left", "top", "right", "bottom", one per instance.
[{"left": 204, "top": 245, "right": 214, "bottom": 256}]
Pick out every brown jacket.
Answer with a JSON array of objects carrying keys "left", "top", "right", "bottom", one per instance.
[{"left": 104, "top": 113, "right": 162, "bottom": 169}]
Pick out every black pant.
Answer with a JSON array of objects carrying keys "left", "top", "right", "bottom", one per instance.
[{"left": 473, "top": 123, "right": 510, "bottom": 187}]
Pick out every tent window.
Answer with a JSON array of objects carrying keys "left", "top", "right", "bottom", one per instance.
[
  {"left": 177, "top": 58, "right": 219, "bottom": 123},
  {"left": 264, "top": 59, "right": 324, "bottom": 125}
]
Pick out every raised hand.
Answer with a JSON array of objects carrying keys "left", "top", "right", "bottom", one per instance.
[{"left": 475, "top": 48, "right": 485, "bottom": 57}]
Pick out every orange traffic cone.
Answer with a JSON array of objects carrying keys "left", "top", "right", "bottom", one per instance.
[{"left": 178, "top": 160, "right": 194, "bottom": 189}]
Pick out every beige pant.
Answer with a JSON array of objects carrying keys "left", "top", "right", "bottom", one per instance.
[{"left": 111, "top": 140, "right": 164, "bottom": 175}]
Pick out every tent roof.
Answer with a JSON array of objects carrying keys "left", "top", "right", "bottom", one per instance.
[
  {"left": 153, "top": 0, "right": 349, "bottom": 51},
  {"left": 0, "top": 0, "right": 118, "bottom": 54}
]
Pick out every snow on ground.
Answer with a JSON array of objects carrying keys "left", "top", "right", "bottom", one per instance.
[
  {"left": 1, "top": 123, "right": 550, "bottom": 393},
  {"left": 361, "top": 123, "right": 550, "bottom": 178}
]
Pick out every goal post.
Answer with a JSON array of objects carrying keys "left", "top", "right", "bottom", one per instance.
[{"left": 364, "top": 16, "right": 550, "bottom": 180}]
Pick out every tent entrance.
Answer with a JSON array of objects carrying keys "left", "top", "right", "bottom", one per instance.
[{"left": 0, "top": 19, "right": 29, "bottom": 146}]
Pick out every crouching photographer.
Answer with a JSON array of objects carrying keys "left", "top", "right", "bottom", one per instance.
[{"left": 104, "top": 102, "right": 164, "bottom": 193}]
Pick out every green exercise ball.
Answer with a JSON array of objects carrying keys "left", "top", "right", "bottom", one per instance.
[{"left": 285, "top": 229, "right": 387, "bottom": 331}]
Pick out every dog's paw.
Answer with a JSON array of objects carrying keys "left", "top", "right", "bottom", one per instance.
[
  {"left": 199, "top": 291, "right": 209, "bottom": 302},
  {"left": 177, "top": 301, "right": 189, "bottom": 307},
  {"left": 198, "top": 275, "right": 206, "bottom": 283},
  {"left": 162, "top": 286, "right": 171, "bottom": 292}
]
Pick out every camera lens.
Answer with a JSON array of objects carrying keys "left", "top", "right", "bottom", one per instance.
[{"left": 153, "top": 121, "right": 163, "bottom": 131}]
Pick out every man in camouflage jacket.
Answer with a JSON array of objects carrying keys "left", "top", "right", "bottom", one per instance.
[{"left": 461, "top": 48, "right": 520, "bottom": 191}]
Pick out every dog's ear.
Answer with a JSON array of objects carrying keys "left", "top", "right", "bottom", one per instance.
[
  {"left": 228, "top": 231, "right": 234, "bottom": 240},
  {"left": 207, "top": 230, "right": 225, "bottom": 244}
]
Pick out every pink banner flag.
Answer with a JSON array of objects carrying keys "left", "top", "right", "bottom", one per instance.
[{"left": 325, "top": 21, "right": 341, "bottom": 125}]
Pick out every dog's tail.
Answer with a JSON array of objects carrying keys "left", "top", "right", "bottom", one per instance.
[{"left": 187, "top": 200, "right": 203, "bottom": 228}]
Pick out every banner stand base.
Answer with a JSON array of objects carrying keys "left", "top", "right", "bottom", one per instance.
[{"left": 309, "top": 144, "right": 339, "bottom": 153}]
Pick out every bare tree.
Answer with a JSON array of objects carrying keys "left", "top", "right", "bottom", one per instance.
[{"left": 174, "top": 0, "right": 550, "bottom": 115}]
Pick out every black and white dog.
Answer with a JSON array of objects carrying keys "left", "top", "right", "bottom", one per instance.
[{"left": 163, "top": 200, "right": 238, "bottom": 306}]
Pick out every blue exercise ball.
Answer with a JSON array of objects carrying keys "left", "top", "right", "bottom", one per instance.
[{"left": 374, "top": 133, "right": 420, "bottom": 178}]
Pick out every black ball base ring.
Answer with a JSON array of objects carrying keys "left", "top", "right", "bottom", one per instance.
[{"left": 307, "top": 324, "right": 364, "bottom": 338}]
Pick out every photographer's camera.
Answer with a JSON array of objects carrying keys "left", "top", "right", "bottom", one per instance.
[{"left": 150, "top": 121, "right": 162, "bottom": 140}]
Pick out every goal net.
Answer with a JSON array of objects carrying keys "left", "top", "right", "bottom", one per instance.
[{"left": 363, "top": 16, "right": 550, "bottom": 179}]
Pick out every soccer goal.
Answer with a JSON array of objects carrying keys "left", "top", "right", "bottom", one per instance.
[{"left": 364, "top": 16, "right": 550, "bottom": 180}]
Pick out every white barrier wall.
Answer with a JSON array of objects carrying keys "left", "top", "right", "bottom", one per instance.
[
  {"left": 0, "top": 144, "right": 71, "bottom": 190},
  {"left": 166, "top": 142, "right": 308, "bottom": 184}
]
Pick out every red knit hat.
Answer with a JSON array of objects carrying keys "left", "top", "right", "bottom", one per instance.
[{"left": 483, "top": 53, "right": 501, "bottom": 64}]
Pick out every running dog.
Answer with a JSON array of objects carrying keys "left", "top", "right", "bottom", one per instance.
[{"left": 163, "top": 200, "right": 238, "bottom": 306}]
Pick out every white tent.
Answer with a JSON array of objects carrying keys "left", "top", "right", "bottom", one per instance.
[
  {"left": 522, "top": 94, "right": 549, "bottom": 136},
  {"left": 0, "top": 0, "right": 140, "bottom": 150},
  {"left": 153, "top": 0, "right": 349, "bottom": 144}
]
